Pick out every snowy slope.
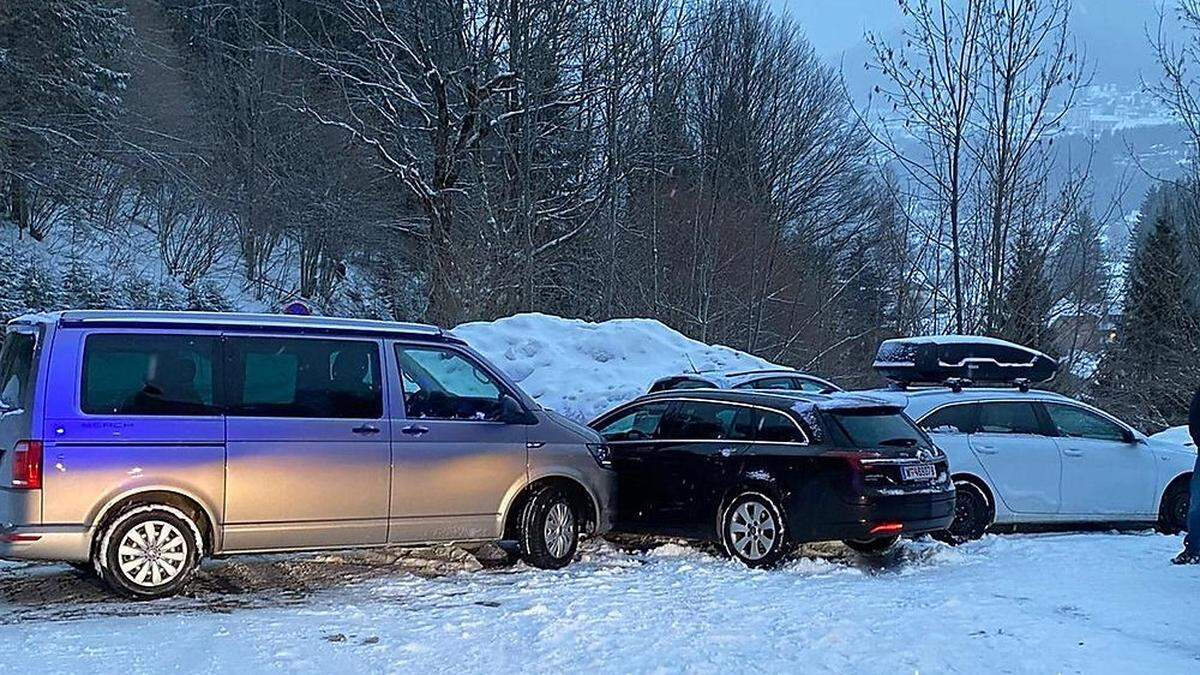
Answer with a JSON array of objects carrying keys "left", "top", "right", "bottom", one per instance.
[{"left": 453, "top": 313, "right": 777, "bottom": 422}]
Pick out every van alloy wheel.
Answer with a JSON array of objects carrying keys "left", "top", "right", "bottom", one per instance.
[
  {"left": 544, "top": 503, "right": 575, "bottom": 560},
  {"left": 517, "top": 486, "right": 579, "bottom": 570},
  {"left": 98, "top": 504, "right": 203, "bottom": 599},
  {"left": 117, "top": 520, "right": 189, "bottom": 588}
]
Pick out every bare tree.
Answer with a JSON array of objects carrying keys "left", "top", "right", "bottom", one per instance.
[
  {"left": 866, "top": 0, "right": 985, "bottom": 334},
  {"left": 975, "top": 0, "right": 1087, "bottom": 330}
]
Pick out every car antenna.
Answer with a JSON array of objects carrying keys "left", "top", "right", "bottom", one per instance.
[{"left": 684, "top": 352, "right": 700, "bottom": 374}]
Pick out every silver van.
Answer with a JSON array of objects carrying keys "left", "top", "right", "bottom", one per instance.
[{"left": 0, "top": 311, "right": 614, "bottom": 598}]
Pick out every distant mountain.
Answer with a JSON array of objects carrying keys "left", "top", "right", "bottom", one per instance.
[{"left": 776, "top": 0, "right": 1189, "bottom": 247}]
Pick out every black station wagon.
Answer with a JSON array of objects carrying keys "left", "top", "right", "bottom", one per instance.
[{"left": 589, "top": 389, "right": 956, "bottom": 566}]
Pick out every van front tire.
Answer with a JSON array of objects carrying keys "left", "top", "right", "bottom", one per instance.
[
  {"left": 97, "top": 504, "right": 204, "bottom": 599},
  {"left": 517, "top": 486, "right": 579, "bottom": 570}
]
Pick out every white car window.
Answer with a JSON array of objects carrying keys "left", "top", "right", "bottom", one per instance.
[
  {"left": 1046, "top": 404, "right": 1127, "bottom": 443},
  {"left": 920, "top": 404, "right": 977, "bottom": 434},
  {"left": 976, "top": 402, "right": 1043, "bottom": 435}
]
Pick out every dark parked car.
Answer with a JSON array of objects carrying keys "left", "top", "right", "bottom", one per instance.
[{"left": 589, "top": 389, "right": 955, "bottom": 566}]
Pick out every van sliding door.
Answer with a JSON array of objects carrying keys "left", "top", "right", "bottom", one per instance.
[{"left": 221, "top": 334, "right": 391, "bottom": 552}]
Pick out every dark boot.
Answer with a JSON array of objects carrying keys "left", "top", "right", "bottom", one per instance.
[{"left": 1172, "top": 551, "right": 1200, "bottom": 565}]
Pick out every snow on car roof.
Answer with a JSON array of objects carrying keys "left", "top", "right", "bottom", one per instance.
[
  {"left": 878, "top": 334, "right": 1053, "bottom": 360},
  {"left": 651, "top": 369, "right": 834, "bottom": 389}
]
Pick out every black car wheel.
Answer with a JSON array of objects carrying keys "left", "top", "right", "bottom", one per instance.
[
  {"left": 517, "top": 486, "right": 579, "bottom": 569},
  {"left": 1158, "top": 478, "right": 1191, "bottom": 535},
  {"left": 935, "top": 481, "right": 992, "bottom": 544},
  {"left": 843, "top": 535, "right": 900, "bottom": 555},
  {"left": 721, "top": 492, "right": 790, "bottom": 568}
]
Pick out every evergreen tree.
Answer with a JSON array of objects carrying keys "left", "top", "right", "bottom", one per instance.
[
  {"left": 0, "top": 0, "right": 129, "bottom": 238},
  {"left": 62, "top": 258, "right": 115, "bottom": 309},
  {"left": 16, "top": 258, "right": 62, "bottom": 313},
  {"left": 0, "top": 254, "right": 25, "bottom": 319},
  {"left": 186, "top": 281, "right": 232, "bottom": 312},
  {"left": 1093, "top": 209, "right": 1199, "bottom": 430},
  {"left": 1051, "top": 211, "right": 1109, "bottom": 311},
  {"left": 997, "top": 225, "right": 1055, "bottom": 355}
]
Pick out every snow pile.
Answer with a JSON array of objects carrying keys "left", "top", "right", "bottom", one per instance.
[
  {"left": 1151, "top": 425, "right": 1196, "bottom": 448},
  {"left": 453, "top": 313, "right": 777, "bottom": 421}
]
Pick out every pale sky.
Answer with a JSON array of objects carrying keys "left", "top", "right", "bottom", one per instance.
[{"left": 772, "top": 0, "right": 1169, "bottom": 87}]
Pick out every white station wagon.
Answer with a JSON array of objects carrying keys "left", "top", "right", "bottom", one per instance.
[{"left": 867, "top": 387, "right": 1195, "bottom": 541}]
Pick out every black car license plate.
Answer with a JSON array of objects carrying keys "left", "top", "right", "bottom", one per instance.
[{"left": 901, "top": 463, "right": 936, "bottom": 481}]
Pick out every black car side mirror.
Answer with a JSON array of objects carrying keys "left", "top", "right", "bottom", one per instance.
[
  {"left": 1122, "top": 428, "right": 1138, "bottom": 444},
  {"left": 499, "top": 394, "right": 536, "bottom": 425}
]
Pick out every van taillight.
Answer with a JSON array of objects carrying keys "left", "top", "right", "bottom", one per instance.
[{"left": 11, "top": 440, "right": 43, "bottom": 489}]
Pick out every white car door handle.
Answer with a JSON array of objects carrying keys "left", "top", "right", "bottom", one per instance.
[
  {"left": 1062, "top": 448, "right": 1084, "bottom": 457},
  {"left": 975, "top": 445, "right": 998, "bottom": 454}
]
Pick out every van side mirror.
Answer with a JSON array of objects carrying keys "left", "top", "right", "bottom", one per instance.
[{"left": 499, "top": 394, "right": 536, "bottom": 425}]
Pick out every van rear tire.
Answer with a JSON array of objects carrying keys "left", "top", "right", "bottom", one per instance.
[
  {"left": 517, "top": 486, "right": 579, "bottom": 569},
  {"left": 97, "top": 504, "right": 204, "bottom": 599}
]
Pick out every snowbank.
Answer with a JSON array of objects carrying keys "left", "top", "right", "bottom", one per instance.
[
  {"left": 453, "top": 313, "right": 776, "bottom": 422},
  {"left": 1151, "top": 425, "right": 1196, "bottom": 448}
]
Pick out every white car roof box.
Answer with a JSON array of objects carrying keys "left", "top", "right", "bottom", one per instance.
[{"left": 873, "top": 335, "right": 1058, "bottom": 388}]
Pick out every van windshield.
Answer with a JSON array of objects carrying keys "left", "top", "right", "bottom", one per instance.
[
  {"left": 824, "top": 407, "right": 928, "bottom": 449},
  {"left": 0, "top": 331, "right": 36, "bottom": 412}
]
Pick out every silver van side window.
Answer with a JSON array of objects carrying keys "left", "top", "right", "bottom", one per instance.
[
  {"left": 395, "top": 345, "right": 506, "bottom": 421},
  {"left": 225, "top": 337, "right": 382, "bottom": 419},
  {"left": 82, "top": 334, "right": 219, "bottom": 416}
]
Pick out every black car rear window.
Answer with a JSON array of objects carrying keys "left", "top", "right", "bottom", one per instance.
[{"left": 824, "top": 408, "right": 927, "bottom": 449}]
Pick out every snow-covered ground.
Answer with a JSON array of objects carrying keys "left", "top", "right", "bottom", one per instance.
[
  {"left": 454, "top": 313, "right": 777, "bottom": 422},
  {"left": 2, "top": 533, "right": 1198, "bottom": 673}
]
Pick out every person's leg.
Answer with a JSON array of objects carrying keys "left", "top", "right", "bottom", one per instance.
[{"left": 1186, "top": 463, "right": 1200, "bottom": 556}]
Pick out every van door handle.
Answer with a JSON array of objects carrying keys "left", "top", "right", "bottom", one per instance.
[
  {"left": 400, "top": 424, "right": 429, "bottom": 436},
  {"left": 353, "top": 424, "right": 382, "bottom": 435}
]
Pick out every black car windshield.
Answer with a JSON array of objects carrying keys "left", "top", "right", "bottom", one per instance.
[{"left": 824, "top": 408, "right": 927, "bottom": 449}]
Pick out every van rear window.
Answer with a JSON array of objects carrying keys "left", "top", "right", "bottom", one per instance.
[
  {"left": 0, "top": 332, "right": 36, "bottom": 413},
  {"left": 82, "top": 334, "right": 219, "bottom": 416}
]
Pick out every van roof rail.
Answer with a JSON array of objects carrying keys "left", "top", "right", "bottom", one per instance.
[{"left": 41, "top": 310, "right": 445, "bottom": 338}]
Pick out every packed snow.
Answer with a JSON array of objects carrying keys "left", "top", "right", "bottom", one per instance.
[
  {"left": 453, "top": 313, "right": 777, "bottom": 422},
  {"left": 2, "top": 534, "right": 1198, "bottom": 673}
]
